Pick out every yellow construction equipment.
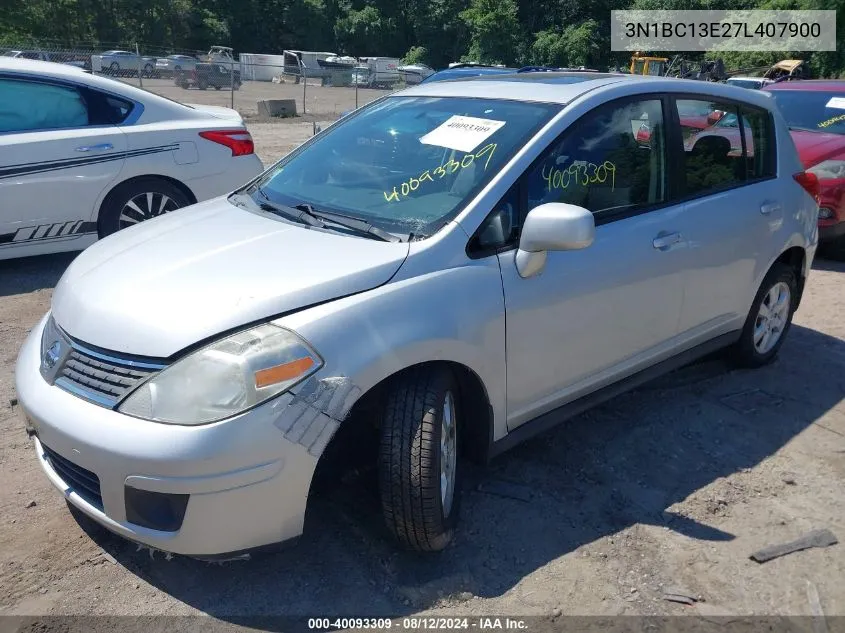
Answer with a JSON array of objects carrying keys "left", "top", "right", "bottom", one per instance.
[{"left": 630, "top": 52, "right": 669, "bottom": 76}]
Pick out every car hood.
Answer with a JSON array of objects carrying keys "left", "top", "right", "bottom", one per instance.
[
  {"left": 51, "top": 198, "right": 410, "bottom": 358},
  {"left": 789, "top": 130, "right": 845, "bottom": 167}
]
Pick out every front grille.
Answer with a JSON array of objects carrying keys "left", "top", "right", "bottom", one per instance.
[
  {"left": 42, "top": 444, "right": 103, "bottom": 509},
  {"left": 52, "top": 337, "right": 166, "bottom": 408}
]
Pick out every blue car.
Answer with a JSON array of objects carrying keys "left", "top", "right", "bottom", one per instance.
[{"left": 420, "top": 64, "right": 518, "bottom": 83}]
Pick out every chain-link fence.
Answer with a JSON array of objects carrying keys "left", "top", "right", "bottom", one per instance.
[{"left": 1, "top": 38, "right": 424, "bottom": 121}]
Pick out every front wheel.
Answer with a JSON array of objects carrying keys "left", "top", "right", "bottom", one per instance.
[
  {"left": 379, "top": 367, "right": 461, "bottom": 552},
  {"left": 732, "top": 263, "right": 798, "bottom": 367}
]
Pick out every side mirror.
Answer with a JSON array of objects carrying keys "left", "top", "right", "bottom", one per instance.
[
  {"left": 515, "top": 203, "right": 595, "bottom": 278},
  {"left": 706, "top": 110, "right": 725, "bottom": 125}
]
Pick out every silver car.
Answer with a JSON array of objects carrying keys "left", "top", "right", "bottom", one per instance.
[
  {"left": 155, "top": 54, "right": 197, "bottom": 78},
  {"left": 92, "top": 50, "right": 156, "bottom": 77},
  {"left": 16, "top": 73, "right": 818, "bottom": 557}
]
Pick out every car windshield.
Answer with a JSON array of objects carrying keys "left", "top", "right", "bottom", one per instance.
[
  {"left": 252, "top": 96, "right": 559, "bottom": 237},
  {"left": 768, "top": 89, "right": 845, "bottom": 134}
]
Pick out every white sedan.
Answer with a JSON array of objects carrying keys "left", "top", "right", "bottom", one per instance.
[{"left": 0, "top": 57, "right": 263, "bottom": 260}]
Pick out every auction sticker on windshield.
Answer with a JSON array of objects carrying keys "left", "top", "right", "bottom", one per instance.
[{"left": 420, "top": 115, "right": 506, "bottom": 152}]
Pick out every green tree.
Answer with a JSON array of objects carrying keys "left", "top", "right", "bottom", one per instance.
[
  {"left": 532, "top": 19, "right": 602, "bottom": 67},
  {"left": 460, "top": 0, "right": 521, "bottom": 65},
  {"left": 402, "top": 45, "right": 429, "bottom": 64}
]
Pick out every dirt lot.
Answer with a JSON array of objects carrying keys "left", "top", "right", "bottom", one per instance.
[
  {"left": 121, "top": 77, "right": 385, "bottom": 119},
  {"left": 0, "top": 119, "right": 844, "bottom": 626}
]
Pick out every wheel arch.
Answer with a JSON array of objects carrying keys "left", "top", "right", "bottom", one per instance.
[
  {"left": 774, "top": 245, "right": 806, "bottom": 305},
  {"left": 309, "top": 359, "right": 494, "bottom": 502},
  {"left": 96, "top": 174, "right": 197, "bottom": 236}
]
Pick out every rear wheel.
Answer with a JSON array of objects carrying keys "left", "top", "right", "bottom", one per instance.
[
  {"left": 143, "top": 63, "right": 153, "bottom": 78},
  {"left": 108, "top": 62, "right": 119, "bottom": 76},
  {"left": 732, "top": 263, "right": 798, "bottom": 367},
  {"left": 98, "top": 178, "right": 191, "bottom": 238},
  {"left": 379, "top": 366, "right": 461, "bottom": 552}
]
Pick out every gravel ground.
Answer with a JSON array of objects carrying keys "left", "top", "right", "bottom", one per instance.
[
  {"left": 0, "top": 121, "right": 844, "bottom": 626},
  {"left": 117, "top": 77, "right": 385, "bottom": 119}
]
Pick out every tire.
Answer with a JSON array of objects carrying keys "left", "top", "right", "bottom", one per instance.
[
  {"left": 379, "top": 366, "right": 461, "bottom": 552},
  {"left": 98, "top": 178, "right": 191, "bottom": 238},
  {"left": 143, "top": 64, "right": 153, "bottom": 78},
  {"left": 108, "top": 62, "right": 119, "bottom": 76},
  {"left": 732, "top": 263, "right": 798, "bottom": 368},
  {"left": 233, "top": 81, "right": 241, "bottom": 91},
  {"left": 214, "top": 85, "right": 222, "bottom": 91}
]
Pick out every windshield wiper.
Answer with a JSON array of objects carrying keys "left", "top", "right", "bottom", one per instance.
[
  {"left": 788, "top": 125, "right": 822, "bottom": 133},
  {"left": 254, "top": 190, "right": 324, "bottom": 228},
  {"left": 293, "top": 203, "right": 405, "bottom": 243}
]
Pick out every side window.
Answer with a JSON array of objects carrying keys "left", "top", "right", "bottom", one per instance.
[
  {"left": 83, "top": 89, "right": 134, "bottom": 125},
  {"left": 677, "top": 99, "right": 746, "bottom": 196},
  {"left": 740, "top": 106, "right": 776, "bottom": 180},
  {"left": 525, "top": 98, "right": 667, "bottom": 219},
  {"left": 0, "top": 79, "right": 88, "bottom": 132}
]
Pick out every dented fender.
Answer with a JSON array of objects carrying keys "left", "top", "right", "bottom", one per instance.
[{"left": 277, "top": 254, "right": 508, "bottom": 450}]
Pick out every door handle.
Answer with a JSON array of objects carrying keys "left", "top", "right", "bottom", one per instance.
[
  {"left": 760, "top": 202, "right": 781, "bottom": 216},
  {"left": 75, "top": 143, "right": 114, "bottom": 153},
  {"left": 652, "top": 232, "right": 682, "bottom": 250}
]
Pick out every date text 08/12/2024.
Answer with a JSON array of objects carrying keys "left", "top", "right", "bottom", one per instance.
[{"left": 308, "top": 617, "right": 529, "bottom": 630}]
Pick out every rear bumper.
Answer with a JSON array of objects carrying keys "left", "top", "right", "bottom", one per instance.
[{"left": 186, "top": 155, "right": 264, "bottom": 202}]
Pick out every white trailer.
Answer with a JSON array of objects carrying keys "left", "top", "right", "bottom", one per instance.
[
  {"left": 239, "top": 53, "right": 286, "bottom": 81},
  {"left": 352, "top": 57, "right": 401, "bottom": 88},
  {"left": 282, "top": 50, "right": 338, "bottom": 82}
]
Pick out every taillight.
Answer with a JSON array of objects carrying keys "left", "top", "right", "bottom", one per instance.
[
  {"left": 199, "top": 130, "right": 254, "bottom": 157},
  {"left": 793, "top": 171, "right": 819, "bottom": 199}
]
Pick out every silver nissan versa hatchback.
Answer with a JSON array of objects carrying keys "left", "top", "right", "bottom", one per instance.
[{"left": 16, "top": 73, "right": 819, "bottom": 557}]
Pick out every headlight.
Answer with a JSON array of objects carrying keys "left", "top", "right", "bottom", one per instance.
[
  {"left": 807, "top": 160, "right": 845, "bottom": 180},
  {"left": 119, "top": 324, "right": 322, "bottom": 425}
]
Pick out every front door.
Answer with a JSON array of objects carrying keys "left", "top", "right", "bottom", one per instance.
[
  {"left": 0, "top": 76, "right": 127, "bottom": 253},
  {"left": 498, "top": 96, "right": 687, "bottom": 429}
]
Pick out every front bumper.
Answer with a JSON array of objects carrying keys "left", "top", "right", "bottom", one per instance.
[{"left": 15, "top": 315, "right": 322, "bottom": 557}]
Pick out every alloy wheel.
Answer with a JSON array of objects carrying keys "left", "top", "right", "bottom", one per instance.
[
  {"left": 753, "top": 281, "right": 791, "bottom": 354},
  {"left": 118, "top": 192, "right": 179, "bottom": 229}
]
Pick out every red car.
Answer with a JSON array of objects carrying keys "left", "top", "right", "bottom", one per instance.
[{"left": 765, "top": 81, "right": 845, "bottom": 256}]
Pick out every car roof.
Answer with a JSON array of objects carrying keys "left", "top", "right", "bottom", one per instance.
[
  {"left": 423, "top": 67, "right": 517, "bottom": 83},
  {"left": 765, "top": 80, "right": 845, "bottom": 92},
  {"left": 0, "top": 57, "right": 203, "bottom": 116},
  {"left": 401, "top": 72, "right": 780, "bottom": 110},
  {"left": 0, "top": 56, "right": 86, "bottom": 76}
]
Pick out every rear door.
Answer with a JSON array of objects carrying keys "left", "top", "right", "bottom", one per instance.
[
  {"left": 670, "top": 97, "right": 779, "bottom": 339},
  {"left": 0, "top": 76, "right": 128, "bottom": 254}
]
